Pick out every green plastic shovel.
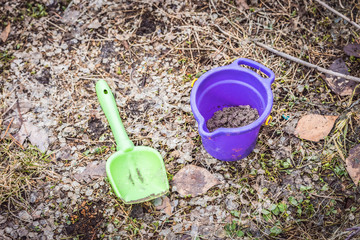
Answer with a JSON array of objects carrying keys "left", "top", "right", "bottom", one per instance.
[{"left": 96, "top": 80, "right": 169, "bottom": 204}]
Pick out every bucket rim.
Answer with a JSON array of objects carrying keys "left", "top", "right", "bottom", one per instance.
[{"left": 190, "top": 58, "right": 275, "bottom": 138}]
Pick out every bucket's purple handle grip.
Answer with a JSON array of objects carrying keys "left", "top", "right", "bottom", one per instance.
[{"left": 231, "top": 58, "right": 275, "bottom": 84}]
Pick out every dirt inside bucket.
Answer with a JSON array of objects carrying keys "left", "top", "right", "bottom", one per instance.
[{"left": 206, "top": 105, "right": 259, "bottom": 132}]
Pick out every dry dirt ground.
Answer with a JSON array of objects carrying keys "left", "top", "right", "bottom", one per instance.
[{"left": 1, "top": 0, "right": 360, "bottom": 239}]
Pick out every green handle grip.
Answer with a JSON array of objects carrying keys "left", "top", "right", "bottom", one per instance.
[{"left": 96, "top": 80, "right": 134, "bottom": 152}]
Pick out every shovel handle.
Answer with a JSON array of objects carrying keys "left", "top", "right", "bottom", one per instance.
[{"left": 96, "top": 80, "right": 134, "bottom": 152}]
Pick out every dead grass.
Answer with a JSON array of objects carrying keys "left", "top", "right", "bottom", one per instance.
[{"left": 0, "top": 140, "right": 52, "bottom": 206}]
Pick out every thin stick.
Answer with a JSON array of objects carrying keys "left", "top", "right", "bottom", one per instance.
[
  {"left": 345, "top": 226, "right": 360, "bottom": 240},
  {"left": 44, "top": 19, "right": 67, "bottom": 32},
  {"left": 253, "top": 40, "right": 360, "bottom": 83},
  {"left": 314, "top": 0, "right": 360, "bottom": 30},
  {"left": 213, "top": 24, "right": 360, "bottom": 83},
  {"left": 8, "top": 133, "right": 24, "bottom": 150},
  {"left": 1, "top": 117, "right": 14, "bottom": 140}
]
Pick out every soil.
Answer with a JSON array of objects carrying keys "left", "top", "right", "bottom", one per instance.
[
  {"left": 64, "top": 201, "right": 104, "bottom": 240},
  {"left": 206, "top": 105, "right": 259, "bottom": 132}
]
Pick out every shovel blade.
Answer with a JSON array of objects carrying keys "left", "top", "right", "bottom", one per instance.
[{"left": 106, "top": 146, "right": 169, "bottom": 204}]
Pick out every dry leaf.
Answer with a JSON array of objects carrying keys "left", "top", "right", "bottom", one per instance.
[
  {"left": 16, "top": 122, "right": 49, "bottom": 152},
  {"left": 344, "top": 44, "right": 360, "bottom": 57},
  {"left": 345, "top": 144, "right": 360, "bottom": 185},
  {"left": 235, "top": 0, "right": 250, "bottom": 10},
  {"left": 0, "top": 23, "right": 11, "bottom": 42},
  {"left": 173, "top": 165, "right": 220, "bottom": 197},
  {"left": 155, "top": 196, "right": 172, "bottom": 216},
  {"left": 324, "top": 58, "right": 358, "bottom": 96},
  {"left": 74, "top": 161, "right": 106, "bottom": 183},
  {"left": 295, "top": 114, "right": 338, "bottom": 142}
]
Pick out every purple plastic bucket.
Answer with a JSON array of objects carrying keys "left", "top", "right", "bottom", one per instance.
[{"left": 190, "top": 58, "right": 275, "bottom": 161}]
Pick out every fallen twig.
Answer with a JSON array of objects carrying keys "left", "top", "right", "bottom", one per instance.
[
  {"left": 1, "top": 117, "right": 13, "bottom": 140},
  {"left": 44, "top": 19, "right": 67, "bottom": 32},
  {"left": 345, "top": 226, "right": 360, "bottom": 240},
  {"left": 253, "top": 40, "right": 360, "bottom": 83},
  {"left": 314, "top": 0, "right": 360, "bottom": 30},
  {"left": 213, "top": 24, "right": 360, "bottom": 83}
]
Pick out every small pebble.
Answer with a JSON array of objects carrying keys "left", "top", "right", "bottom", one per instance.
[
  {"left": 18, "top": 210, "right": 32, "bottom": 222},
  {"left": 85, "top": 189, "right": 93, "bottom": 196},
  {"left": 107, "top": 223, "right": 115, "bottom": 233}
]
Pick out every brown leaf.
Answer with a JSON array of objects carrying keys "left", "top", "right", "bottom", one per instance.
[
  {"left": 173, "top": 165, "right": 220, "bottom": 197},
  {"left": 346, "top": 144, "right": 360, "bottom": 185},
  {"left": 295, "top": 114, "right": 338, "bottom": 142},
  {"left": 235, "top": 0, "right": 249, "bottom": 10},
  {"left": 344, "top": 44, "right": 360, "bottom": 57},
  {"left": 155, "top": 196, "right": 172, "bottom": 216},
  {"left": 324, "top": 58, "right": 358, "bottom": 96},
  {"left": 0, "top": 23, "right": 11, "bottom": 42}
]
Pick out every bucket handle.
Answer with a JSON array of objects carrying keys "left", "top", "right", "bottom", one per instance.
[{"left": 231, "top": 58, "right": 275, "bottom": 85}]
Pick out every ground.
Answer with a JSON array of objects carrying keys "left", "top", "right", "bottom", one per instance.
[{"left": 0, "top": 0, "right": 360, "bottom": 239}]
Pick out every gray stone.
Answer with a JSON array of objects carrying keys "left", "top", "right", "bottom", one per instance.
[
  {"left": 28, "top": 232, "right": 38, "bottom": 239},
  {"left": 0, "top": 215, "right": 7, "bottom": 224},
  {"left": 32, "top": 210, "right": 42, "bottom": 220},
  {"left": 0, "top": 230, "right": 11, "bottom": 239},
  {"left": 43, "top": 225, "right": 54, "bottom": 239},
  {"left": 62, "top": 184, "right": 71, "bottom": 191},
  {"left": 9, "top": 230, "right": 18, "bottom": 239},
  {"left": 107, "top": 223, "right": 115, "bottom": 233},
  {"left": 40, "top": 219, "right": 48, "bottom": 226},
  {"left": 225, "top": 198, "right": 239, "bottom": 211},
  {"left": 5, "top": 227, "right": 12, "bottom": 234},
  {"left": 17, "top": 227, "right": 29, "bottom": 237},
  {"left": 18, "top": 210, "right": 33, "bottom": 222},
  {"left": 152, "top": 197, "right": 162, "bottom": 207},
  {"left": 85, "top": 189, "right": 93, "bottom": 196},
  {"left": 30, "top": 192, "right": 38, "bottom": 203},
  {"left": 62, "top": 126, "right": 77, "bottom": 137}
]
